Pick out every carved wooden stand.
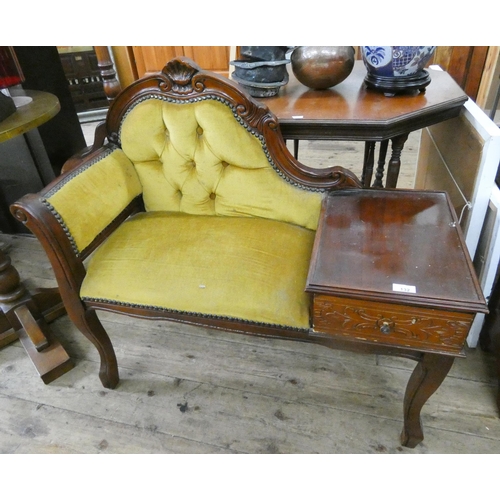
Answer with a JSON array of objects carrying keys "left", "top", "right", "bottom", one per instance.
[{"left": 0, "top": 248, "right": 73, "bottom": 383}]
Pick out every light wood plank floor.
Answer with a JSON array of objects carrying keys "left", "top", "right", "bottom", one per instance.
[{"left": 1, "top": 126, "right": 499, "bottom": 454}]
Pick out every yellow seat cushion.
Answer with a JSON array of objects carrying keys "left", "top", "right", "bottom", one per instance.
[{"left": 81, "top": 212, "right": 316, "bottom": 329}]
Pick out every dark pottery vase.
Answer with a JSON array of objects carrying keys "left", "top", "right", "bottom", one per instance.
[
  {"left": 291, "top": 46, "right": 355, "bottom": 90},
  {"left": 231, "top": 46, "right": 291, "bottom": 98},
  {"left": 232, "top": 59, "right": 289, "bottom": 84}
]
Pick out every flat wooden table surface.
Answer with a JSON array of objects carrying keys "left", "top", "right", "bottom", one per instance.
[
  {"left": 0, "top": 90, "right": 60, "bottom": 144},
  {"left": 263, "top": 62, "right": 468, "bottom": 141},
  {"left": 306, "top": 189, "right": 487, "bottom": 314}
]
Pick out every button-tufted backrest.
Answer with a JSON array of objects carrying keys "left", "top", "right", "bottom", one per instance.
[{"left": 119, "top": 96, "right": 323, "bottom": 230}]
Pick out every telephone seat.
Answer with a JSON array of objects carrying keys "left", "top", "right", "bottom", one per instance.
[{"left": 11, "top": 57, "right": 362, "bottom": 390}]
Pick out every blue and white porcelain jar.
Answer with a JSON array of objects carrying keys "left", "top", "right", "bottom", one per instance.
[
  {"left": 362, "top": 46, "right": 436, "bottom": 77},
  {"left": 361, "top": 46, "right": 436, "bottom": 94}
]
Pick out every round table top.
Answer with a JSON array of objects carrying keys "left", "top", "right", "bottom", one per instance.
[{"left": 0, "top": 89, "right": 60, "bottom": 144}]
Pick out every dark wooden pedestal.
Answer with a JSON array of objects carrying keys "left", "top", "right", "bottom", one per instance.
[
  {"left": 0, "top": 83, "right": 76, "bottom": 383},
  {"left": 0, "top": 249, "right": 73, "bottom": 383},
  {"left": 306, "top": 189, "right": 488, "bottom": 447}
]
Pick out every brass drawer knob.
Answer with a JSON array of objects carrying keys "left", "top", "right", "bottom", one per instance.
[{"left": 377, "top": 319, "right": 395, "bottom": 334}]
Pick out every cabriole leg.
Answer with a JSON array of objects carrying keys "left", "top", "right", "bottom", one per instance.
[
  {"left": 401, "top": 352, "right": 454, "bottom": 448},
  {"left": 70, "top": 308, "right": 119, "bottom": 389}
]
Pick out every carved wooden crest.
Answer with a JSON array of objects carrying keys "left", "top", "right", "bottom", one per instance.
[{"left": 161, "top": 57, "right": 202, "bottom": 93}]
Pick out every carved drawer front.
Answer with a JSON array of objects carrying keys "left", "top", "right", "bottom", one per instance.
[{"left": 312, "top": 295, "right": 474, "bottom": 354}]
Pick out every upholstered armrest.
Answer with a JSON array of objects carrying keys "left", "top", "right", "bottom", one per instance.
[
  {"left": 11, "top": 145, "right": 143, "bottom": 290},
  {"left": 38, "top": 146, "right": 142, "bottom": 256}
]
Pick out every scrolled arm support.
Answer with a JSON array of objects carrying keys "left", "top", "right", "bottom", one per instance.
[
  {"left": 11, "top": 207, "right": 28, "bottom": 224},
  {"left": 10, "top": 194, "right": 88, "bottom": 299}
]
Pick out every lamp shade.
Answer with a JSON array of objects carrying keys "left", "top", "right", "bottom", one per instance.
[{"left": 0, "top": 46, "right": 24, "bottom": 89}]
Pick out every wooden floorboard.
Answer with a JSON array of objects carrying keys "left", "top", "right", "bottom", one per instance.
[
  {"left": 1, "top": 128, "right": 499, "bottom": 454},
  {"left": 1, "top": 318, "right": 499, "bottom": 453}
]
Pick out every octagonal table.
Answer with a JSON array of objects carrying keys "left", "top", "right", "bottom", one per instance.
[{"left": 263, "top": 61, "right": 468, "bottom": 188}]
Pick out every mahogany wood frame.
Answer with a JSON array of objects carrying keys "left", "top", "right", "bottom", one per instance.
[{"left": 10, "top": 57, "right": 481, "bottom": 448}]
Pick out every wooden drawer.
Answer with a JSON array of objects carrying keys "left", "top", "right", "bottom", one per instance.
[{"left": 312, "top": 295, "right": 474, "bottom": 354}]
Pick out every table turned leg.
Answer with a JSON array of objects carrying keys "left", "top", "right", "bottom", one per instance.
[
  {"left": 401, "top": 352, "right": 454, "bottom": 448},
  {"left": 385, "top": 133, "right": 409, "bottom": 188},
  {"left": 372, "top": 140, "right": 389, "bottom": 188},
  {"left": 362, "top": 142, "right": 376, "bottom": 187},
  {"left": 0, "top": 248, "right": 73, "bottom": 383}
]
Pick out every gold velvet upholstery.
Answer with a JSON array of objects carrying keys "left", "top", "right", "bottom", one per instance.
[
  {"left": 44, "top": 148, "right": 142, "bottom": 254},
  {"left": 42, "top": 95, "right": 324, "bottom": 328},
  {"left": 119, "top": 97, "right": 322, "bottom": 230},
  {"left": 81, "top": 212, "right": 315, "bottom": 329}
]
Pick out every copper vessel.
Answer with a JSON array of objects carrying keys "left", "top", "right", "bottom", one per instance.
[{"left": 291, "top": 46, "right": 355, "bottom": 90}]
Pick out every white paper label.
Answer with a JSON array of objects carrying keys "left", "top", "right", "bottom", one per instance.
[{"left": 392, "top": 283, "right": 416, "bottom": 294}]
